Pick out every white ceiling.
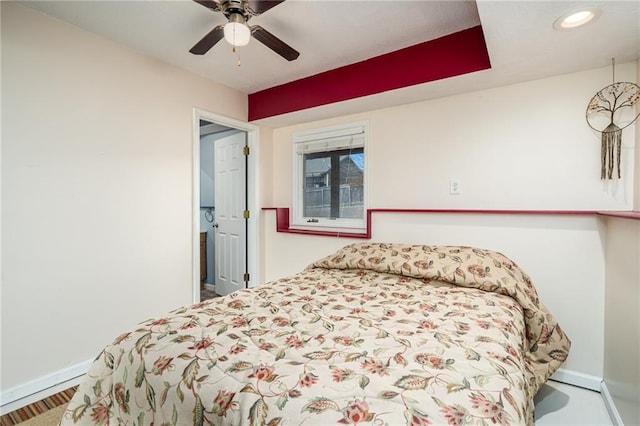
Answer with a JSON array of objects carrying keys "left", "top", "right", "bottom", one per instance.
[{"left": 19, "top": 0, "right": 640, "bottom": 127}]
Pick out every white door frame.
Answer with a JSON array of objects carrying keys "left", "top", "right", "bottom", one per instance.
[{"left": 192, "top": 109, "right": 260, "bottom": 302}]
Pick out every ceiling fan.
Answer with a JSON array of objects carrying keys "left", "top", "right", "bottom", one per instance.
[{"left": 190, "top": 0, "right": 300, "bottom": 61}]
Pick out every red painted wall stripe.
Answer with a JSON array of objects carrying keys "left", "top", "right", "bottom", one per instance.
[{"left": 249, "top": 25, "right": 491, "bottom": 121}]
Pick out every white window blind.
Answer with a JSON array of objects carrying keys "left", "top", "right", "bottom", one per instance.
[{"left": 294, "top": 125, "right": 365, "bottom": 154}]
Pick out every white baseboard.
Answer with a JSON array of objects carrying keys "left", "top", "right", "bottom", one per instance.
[
  {"left": 0, "top": 359, "right": 92, "bottom": 415},
  {"left": 600, "top": 381, "right": 625, "bottom": 426},
  {"left": 204, "top": 283, "right": 215, "bottom": 291},
  {"left": 550, "top": 368, "right": 602, "bottom": 391}
]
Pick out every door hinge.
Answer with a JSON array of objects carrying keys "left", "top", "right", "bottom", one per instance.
[
  {"left": 243, "top": 146, "right": 250, "bottom": 156},
  {"left": 243, "top": 210, "right": 250, "bottom": 219},
  {"left": 243, "top": 273, "right": 250, "bottom": 282}
]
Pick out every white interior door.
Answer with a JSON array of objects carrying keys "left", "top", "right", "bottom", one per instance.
[{"left": 214, "top": 132, "right": 246, "bottom": 296}]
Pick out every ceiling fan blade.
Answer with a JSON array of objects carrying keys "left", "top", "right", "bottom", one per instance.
[
  {"left": 251, "top": 25, "right": 299, "bottom": 61},
  {"left": 189, "top": 25, "right": 225, "bottom": 55},
  {"left": 246, "top": 0, "right": 285, "bottom": 15},
  {"left": 193, "top": 0, "right": 222, "bottom": 13}
]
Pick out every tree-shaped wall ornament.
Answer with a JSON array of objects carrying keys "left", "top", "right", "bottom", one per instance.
[{"left": 585, "top": 60, "right": 640, "bottom": 179}]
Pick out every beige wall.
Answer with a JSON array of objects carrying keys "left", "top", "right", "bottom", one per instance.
[
  {"left": 258, "top": 127, "right": 274, "bottom": 283},
  {"left": 635, "top": 60, "right": 640, "bottom": 211},
  {"left": 272, "top": 63, "right": 636, "bottom": 211},
  {"left": 603, "top": 218, "right": 640, "bottom": 425},
  {"left": 264, "top": 64, "right": 640, "bottom": 379},
  {"left": 602, "top": 61, "right": 639, "bottom": 421},
  {"left": 1, "top": 2, "right": 245, "bottom": 392}
]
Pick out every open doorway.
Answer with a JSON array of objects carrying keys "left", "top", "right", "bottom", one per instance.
[
  {"left": 199, "top": 121, "right": 245, "bottom": 300},
  {"left": 193, "top": 110, "right": 259, "bottom": 303}
]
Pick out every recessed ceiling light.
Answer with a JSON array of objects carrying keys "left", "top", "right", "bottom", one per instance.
[{"left": 554, "top": 8, "right": 601, "bottom": 29}]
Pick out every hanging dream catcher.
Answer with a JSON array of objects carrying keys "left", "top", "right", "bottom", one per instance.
[{"left": 585, "top": 60, "right": 640, "bottom": 179}]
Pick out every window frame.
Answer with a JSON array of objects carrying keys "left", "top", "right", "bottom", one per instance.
[{"left": 292, "top": 121, "right": 369, "bottom": 233}]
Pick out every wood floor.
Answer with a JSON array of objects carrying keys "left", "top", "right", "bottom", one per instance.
[
  {"left": 200, "top": 287, "right": 219, "bottom": 301},
  {"left": 0, "top": 387, "right": 76, "bottom": 426}
]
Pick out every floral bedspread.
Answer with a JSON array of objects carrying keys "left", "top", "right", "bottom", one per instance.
[{"left": 61, "top": 243, "right": 570, "bottom": 426}]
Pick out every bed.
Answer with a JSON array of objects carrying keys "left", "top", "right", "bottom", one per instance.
[{"left": 61, "top": 243, "right": 570, "bottom": 425}]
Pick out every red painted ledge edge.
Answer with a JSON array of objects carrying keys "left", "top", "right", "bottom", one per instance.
[
  {"left": 260, "top": 208, "right": 628, "bottom": 239},
  {"left": 597, "top": 211, "right": 640, "bottom": 220}
]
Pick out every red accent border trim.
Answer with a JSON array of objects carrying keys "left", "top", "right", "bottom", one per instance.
[
  {"left": 597, "top": 211, "right": 640, "bottom": 221},
  {"left": 263, "top": 208, "right": 605, "bottom": 239},
  {"left": 263, "top": 207, "right": 369, "bottom": 239},
  {"left": 249, "top": 26, "right": 491, "bottom": 121}
]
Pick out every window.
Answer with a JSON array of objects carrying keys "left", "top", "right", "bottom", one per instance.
[{"left": 292, "top": 122, "right": 368, "bottom": 232}]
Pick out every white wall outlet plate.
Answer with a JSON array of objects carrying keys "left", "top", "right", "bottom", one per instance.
[{"left": 449, "top": 178, "right": 461, "bottom": 195}]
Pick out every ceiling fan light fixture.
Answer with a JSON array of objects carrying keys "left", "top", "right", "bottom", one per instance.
[
  {"left": 190, "top": 0, "right": 299, "bottom": 60},
  {"left": 224, "top": 13, "right": 251, "bottom": 47}
]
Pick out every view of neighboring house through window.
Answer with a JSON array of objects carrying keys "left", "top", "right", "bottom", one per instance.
[
  {"left": 293, "top": 122, "right": 368, "bottom": 232},
  {"left": 303, "top": 149, "right": 364, "bottom": 218}
]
